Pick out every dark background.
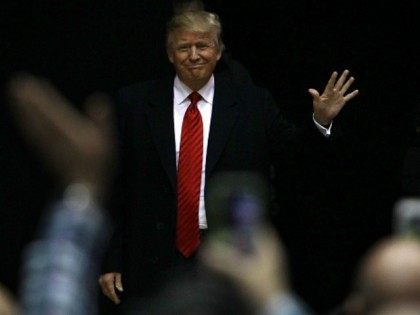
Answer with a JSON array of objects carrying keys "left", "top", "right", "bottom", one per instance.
[{"left": 1, "top": 0, "right": 418, "bottom": 312}]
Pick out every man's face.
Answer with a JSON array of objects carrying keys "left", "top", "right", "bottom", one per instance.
[{"left": 167, "top": 29, "right": 222, "bottom": 91}]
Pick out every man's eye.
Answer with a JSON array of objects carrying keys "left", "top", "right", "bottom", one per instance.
[
  {"left": 177, "top": 46, "right": 189, "bottom": 52},
  {"left": 197, "top": 44, "right": 210, "bottom": 50}
]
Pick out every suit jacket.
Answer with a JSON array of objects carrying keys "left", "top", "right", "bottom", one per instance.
[{"left": 103, "top": 74, "right": 328, "bottom": 299}]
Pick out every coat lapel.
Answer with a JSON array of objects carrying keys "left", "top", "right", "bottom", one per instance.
[
  {"left": 144, "top": 76, "right": 239, "bottom": 190},
  {"left": 146, "top": 79, "right": 177, "bottom": 191},
  {"left": 206, "top": 76, "right": 239, "bottom": 176}
]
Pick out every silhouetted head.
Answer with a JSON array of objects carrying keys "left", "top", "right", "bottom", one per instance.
[{"left": 345, "top": 238, "right": 420, "bottom": 314}]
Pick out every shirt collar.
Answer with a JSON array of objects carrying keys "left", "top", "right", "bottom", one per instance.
[{"left": 174, "top": 75, "right": 215, "bottom": 105}]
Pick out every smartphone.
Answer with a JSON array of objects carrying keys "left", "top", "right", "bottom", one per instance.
[{"left": 205, "top": 171, "right": 268, "bottom": 254}]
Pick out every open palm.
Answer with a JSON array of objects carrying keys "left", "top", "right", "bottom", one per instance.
[{"left": 309, "top": 70, "right": 359, "bottom": 126}]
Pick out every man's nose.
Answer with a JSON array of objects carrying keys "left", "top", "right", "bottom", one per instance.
[{"left": 189, "top": 46, "right": 200, "bottom": 61}]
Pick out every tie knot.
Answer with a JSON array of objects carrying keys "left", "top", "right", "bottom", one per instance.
[{"left": 189, "top": 91, "right": 202, "bottom": 106}]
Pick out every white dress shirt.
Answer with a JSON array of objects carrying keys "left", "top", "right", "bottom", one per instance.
[
  {"left": 174, "top": 75, "right": 214, "bottom": 229},
  {"left": 173, "top": 75, "right": 332, "bottom": 229}
]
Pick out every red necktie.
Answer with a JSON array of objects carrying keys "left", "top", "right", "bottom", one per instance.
[{"left": 176, "top": 91, "right": 203, "bottom": 257}]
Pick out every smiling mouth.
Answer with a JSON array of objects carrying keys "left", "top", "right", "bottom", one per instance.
[{"left": 187, "top": 65, "right": 204, "bottom": 69}]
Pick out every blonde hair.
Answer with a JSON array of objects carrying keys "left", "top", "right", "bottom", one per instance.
[{"left": 166, "top": 10, "right": 225, "bottom": 52}]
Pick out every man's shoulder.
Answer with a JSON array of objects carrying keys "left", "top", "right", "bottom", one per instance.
[
  {"left": 217, "top": 79, "right": 275, "bottom": 107},
  {"left": 216, "top": 75, "right": 272, "bottom": 99}
]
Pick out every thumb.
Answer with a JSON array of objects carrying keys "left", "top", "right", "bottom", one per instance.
[
  {"left": 115, "top": 273, "right": 123, "bottom": 292},
  {"left": 201, "top": 241, "right": 243, "bottom": 278},
  {"left": 308, "top": 88, "right": 320, "bottom": 101}
]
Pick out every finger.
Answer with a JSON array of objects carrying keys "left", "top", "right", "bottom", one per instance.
[
  {"left": 7, "top": 74, "right": 94, "bottom": 178},
  {"left": 343, "top": 89, "right": 359, "bottom": 102},
  {"left": 308, "top": 88, "right": 320, "bottom": 102},
  {"left": 9, "top": 96, "right": 51, "bottom": 144},
  {"left": 201, "top": 241, "right": 241, "bottom": 275},
  {"left": 115, "top": 273, "right": 124, "bottom": 292},
  {"left": 340, "top": 76, "right": 355, "bottom": 95},
  {"left": 8, "top": 76, "right": 63, "bottom": 151},
  {"left": 9, "top": 74, "right": 80, "bottom": 126},
  {"left": 322, "top": 71, "right": 338, "bottom": 94},
  {"left": 99, "top": 274, "right": 120, "bottom": 304},
  {"left": 104, "top": 280, "right": 120, "bottom": 304},
  {"left": 334, "top": 69, "right": 349, "bottom": 91},
  {"left": 258, "top": 226, "right": 281, "bottom": 253},
  {"left": 258, "top": 227, "right": 288, "bottom": 269},
  {"left": 8, "top": 74, "right": 86, "bottom": 144}
]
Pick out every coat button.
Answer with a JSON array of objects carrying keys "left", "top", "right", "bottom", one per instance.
[{"left": 156, "top": 222, "right": 165, "bottom": 230}]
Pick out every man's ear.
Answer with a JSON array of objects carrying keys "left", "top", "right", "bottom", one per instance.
[
  {"left": 216, "top": 45, "right": 222, "bottom": 61},
  {"left": 167, "top": 49, "right": 174, "bottom": 64},
  {"left": 216, "top": 50, "right": 222, "bottom": 61}
]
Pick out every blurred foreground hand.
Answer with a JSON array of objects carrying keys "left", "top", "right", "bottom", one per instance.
[
  {"left": 0, "top": 284, "right": 18, "bottom": 315},
  {"left": 7, "top": 73, "right": 115, "bottom": 200},
  {"left": 201, "top": 225, "right": 289, "bottom": 310}
]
